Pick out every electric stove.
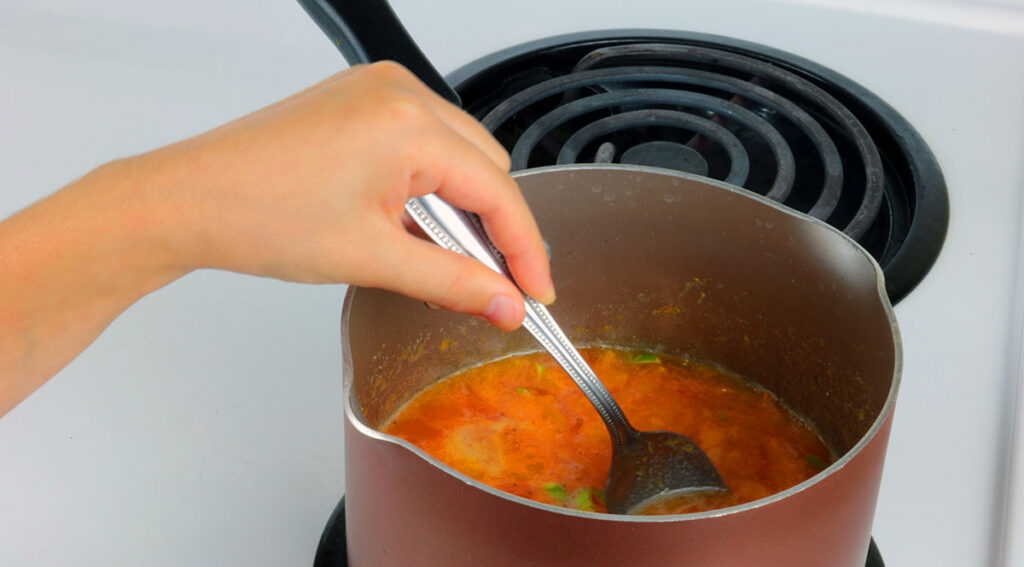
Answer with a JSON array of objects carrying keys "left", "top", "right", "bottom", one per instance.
[{"left": 313, "top": 28, "right": 951, "bottom": 565}]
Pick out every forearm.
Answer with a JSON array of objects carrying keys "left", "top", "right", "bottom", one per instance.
[
  {"left": 0, "top": 158, "right": 191, "bottom": 416},
  {"left": 0, "top": 63, "right": 554, "bottom": 418}
]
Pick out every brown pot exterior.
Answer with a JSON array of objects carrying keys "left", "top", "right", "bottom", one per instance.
[
  {"left": 345, "top": 412, "right": 891, "bottom": 567},
  {"left": 340, "top": 166, "right": 901, "bottom": 567}
]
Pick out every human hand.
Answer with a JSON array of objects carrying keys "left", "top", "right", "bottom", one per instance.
[
  {"left": 0, "top": 62, "right": 555, "bottom": 415},
  {"left": 138, "top": 61, "right": 554, "bottom": 329}
]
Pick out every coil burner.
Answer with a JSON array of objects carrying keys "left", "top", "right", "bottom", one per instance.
[{"left": 449, "top": 31, "right": 950, "bottom": 303}]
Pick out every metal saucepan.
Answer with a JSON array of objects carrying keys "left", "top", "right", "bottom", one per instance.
[
  {"left": 297, "top": 1, "right": 900, "bottom": 564},
  {"left": 340, "top": 165, "right": 900, "bottom": 566}
]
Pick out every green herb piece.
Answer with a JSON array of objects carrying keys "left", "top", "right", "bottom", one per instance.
[
  {"left": 629, "top": 353, "right": 661, "bottom": 364},
  {"left": 515, "top": 387, "right": 530, "bottom": 395},
  {"left": 806, "top": 454, "right": 827, "bottom": 470},
  {"left": 543, "top": 483, "right": 568, "bottom": 503},
  {"left": 535, "top": 363, "right": 546, "bottom": 376},
  {"left": 573, "top": 488, "right": 597, "bottom": 511}
]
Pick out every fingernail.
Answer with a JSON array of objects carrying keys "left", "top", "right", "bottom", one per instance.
[
  {"left": 535, "top": 289, "right": 556, "bottom": 306},
  {"left": 536, "top": 274, "right": 556, "bottom": 305},
  {"left": 483, "top": 295, "right": 522, "bottom": 329}
]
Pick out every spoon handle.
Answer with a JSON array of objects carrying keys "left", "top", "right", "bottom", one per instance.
[{"left": 406, "top": 195, "right": 635, "bottom": 449}]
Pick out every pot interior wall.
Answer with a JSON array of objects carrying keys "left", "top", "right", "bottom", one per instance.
[{"left": 343, "top": 166, "right": 897, "bottom": 456}]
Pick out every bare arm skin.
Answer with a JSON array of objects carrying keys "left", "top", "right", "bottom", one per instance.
[{"left": 0, "top": 62, "right": 555, "bottom": 418}]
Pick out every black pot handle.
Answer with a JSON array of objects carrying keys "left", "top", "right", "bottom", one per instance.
[{"left": 297, "top": 0, "right": 462, "bottom": 106}]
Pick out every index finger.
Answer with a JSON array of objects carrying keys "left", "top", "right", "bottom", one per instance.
[{"left": 407, "top": 125, "right": 555, "bottom": 305}]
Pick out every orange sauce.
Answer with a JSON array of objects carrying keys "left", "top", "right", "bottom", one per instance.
[{"left": 384, "top": 348, "right": 832, "bottom": 515}]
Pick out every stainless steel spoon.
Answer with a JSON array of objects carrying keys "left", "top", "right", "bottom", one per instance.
[
  {"left": 298, "top": 0, "right": 727, "bottom": 513},
  {"left": 406, "top": 195, "right": 728, "bottom": 514}
]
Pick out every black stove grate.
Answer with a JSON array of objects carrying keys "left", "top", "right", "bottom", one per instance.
[{"left": 448, "top": 30, "right": 949, "bottom": 303}]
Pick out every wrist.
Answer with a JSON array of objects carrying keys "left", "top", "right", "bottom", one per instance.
[
  {"left": 0, "top": 156, "right": 198, "bottom": 395},
  {"left": 75, "top": 155, "right": 198, "bottom": 293}
]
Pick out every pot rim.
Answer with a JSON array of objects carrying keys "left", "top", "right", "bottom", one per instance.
[{"left": 340, "top": 163, "right": 903, "bottom": 523}]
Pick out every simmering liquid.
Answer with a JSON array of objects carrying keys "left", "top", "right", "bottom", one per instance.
[{"left": 384, "top": 348, "right": 832, "bottom": 515}]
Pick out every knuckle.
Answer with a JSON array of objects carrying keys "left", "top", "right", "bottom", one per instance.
[
  {"left": 495, "top": 147, "right": 512, "bottom": 171},
  {"left": 379, "top": 91, "right": 432, "bottom": 127},
  {"left": 365, "top": 60, "right": 415, "bottom": 82}
]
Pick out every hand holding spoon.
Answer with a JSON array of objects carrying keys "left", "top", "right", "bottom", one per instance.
[
  {"left": 406, "top": 195, "right": 728, "bottom": 514},
  {"left": 299, "top": 0, "right": 728, "bottom": 513}
]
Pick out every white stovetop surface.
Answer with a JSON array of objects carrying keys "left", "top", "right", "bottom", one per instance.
[{"left": 2, "top": 1, "right": 1023, "bottom": 565}]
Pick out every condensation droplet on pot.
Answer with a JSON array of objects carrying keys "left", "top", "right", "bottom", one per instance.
[
  {"left": 603, "top": 192, "right": 616, "bottom": 202},
  {"left": 592, "top": 185, "right": 603, "bottom": 193},
  {"left": 664, "top": 194, "right": 675, "bottom": 204}
]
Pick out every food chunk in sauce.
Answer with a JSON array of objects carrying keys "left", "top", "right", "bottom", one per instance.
[{"left": 384, "top": 348, "right": 833, "bottom": 515}]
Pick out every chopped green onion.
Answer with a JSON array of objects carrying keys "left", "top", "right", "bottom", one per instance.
[
  {"left": 543, "top": 483, "right": 568, "bottom": 503},
  {"left": 515, "top": 387, "right": 530, "bottom": 395},
  {"left": 630, "top": 353, "right": 661, "bottom": 364},
  {"left": 535, "top": 363, "right": 546, "bottom": 376},
  {"left": 573, "top": 488, "right": 597, "bottom": 511},
  {"left": 806, "top": 454, "right": 827, "bottom": 469}
]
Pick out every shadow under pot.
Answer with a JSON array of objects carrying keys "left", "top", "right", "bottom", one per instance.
[{"left": 339, "top": 165, "right": 901, "bottom": 567}]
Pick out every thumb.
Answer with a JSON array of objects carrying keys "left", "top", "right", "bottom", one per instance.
[{"left": 366, "top": 231, "right": 527, "bottom": 331}]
